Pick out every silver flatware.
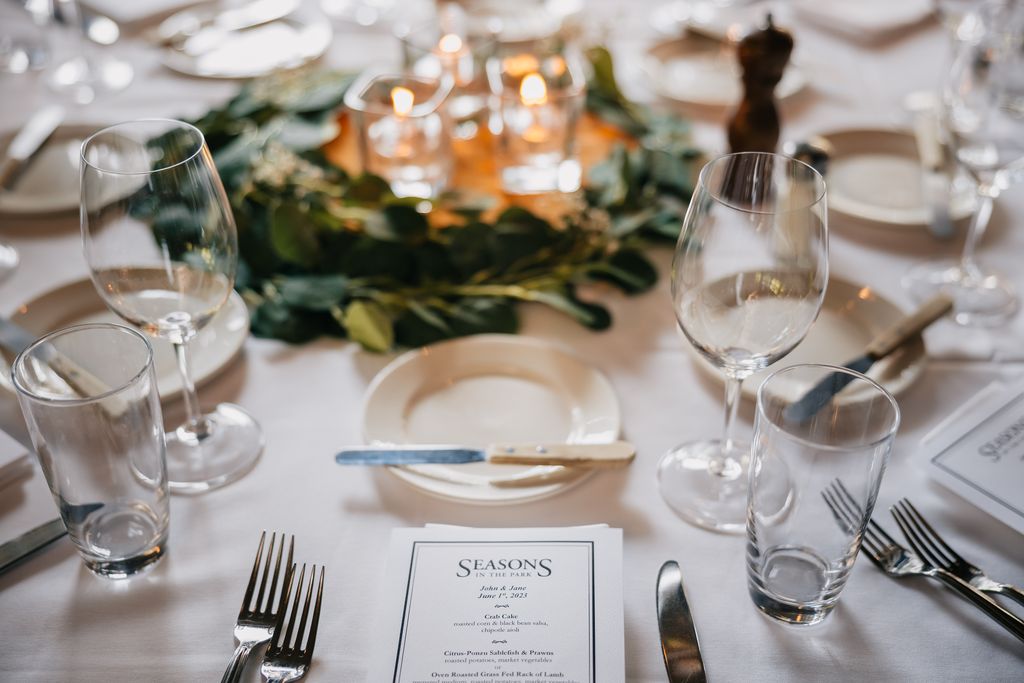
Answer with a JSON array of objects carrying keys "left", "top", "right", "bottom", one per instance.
[
  {"left": 891, "top": 499, "right": 1024, "bottom": 607},
  {"left": 823, "top": 481, "right": 1024, "bottom": 643},
  {"left": 335, "top": 440, "right": 636, "bottom": 467},
  {"left": 785, "top": 293, "right": 953, "bottom": 423},
  {"left": 911, "top": 111, "right": 956, "bottom": 240},
  {"left": 656, "top": 560, "right": 706, "bottom": 683},
  {"left": 221, "top": 531, "right": 295, "bottom": 683},
  {"left": 0, "top": 105, "right": 64, "bottom": 192},
  {"left": 0, "top": 518, "right": 66, "bottom": 576},
  {"left": 261, "top": 562, "right": 324, "bottom": 683}
]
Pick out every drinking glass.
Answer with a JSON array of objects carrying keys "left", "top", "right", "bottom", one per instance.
[
  {"left": 902, "top": 1, "right": 1024, "bottom": 326},
  {"left": 658, "top": 152, "right": 829, "bottom": 533},
  {"left": 47, "top": 0, "right": 133, "bottom": 105},
  {"left": 746, "top": 364, "right": 899, "bottom": 625},
  {"left": 12, "top": 323, "right": 169, "bottom": 578},
  {"left": 81, "top": 119, "right": 263, "bottom": 493}
]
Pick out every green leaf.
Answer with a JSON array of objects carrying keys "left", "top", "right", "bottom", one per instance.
[
  {"left": 530, "top": 288, "right": 612, "bottom": 330},
  {"left": 589, "top": 249, "right": 658, "bottom": 293},
  {"left": 275, "top": 274, "right": 350, "bottom": 310},
  {"left": 347, "top": 174, "right": 393, "bottom": 203},
  {"left": 394, "top": 302, "right": 452, "bottom": 347},
  {"left": 448, "top": 298, "right": 518, "bottom": 337},
  {"left": 249, "top": 297, "right": 335, "bottom": 343},
  {"left": 270, "top": 202, "right": 320, "bottom": 268},
  {"left": 271, "top": 115, "right": 340, "bottom": 152},
  {"left": 362, "top": 204, "right": 428, "bottom": 242},
  {"left": 341, "top": 300, "right": 394, "bottom": 352}
]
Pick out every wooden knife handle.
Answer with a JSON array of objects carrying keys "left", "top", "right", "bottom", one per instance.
[
  {"left": 866, "top": 293, "right": 953, "bottom": 359},
  {"left": 486, "top": 441, "right": 636, "bottom": 468}
]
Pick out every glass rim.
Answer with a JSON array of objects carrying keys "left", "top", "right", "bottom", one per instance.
[
  {"left": 80, "top": 118, "right": 205, "bottom": 176},
  {"left": 698, "top": 151, "right": 827, "bottom": 215},
  {"left": 11, "top": 323, "right": 154, "bottom": 406},
  {"left": 755, "top": 362, "right": 901, "bottom": 451}
]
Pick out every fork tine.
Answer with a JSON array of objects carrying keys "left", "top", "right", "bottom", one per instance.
[
  {"left": 282, "top": 563, "right": 307, "bottom": 653},
  {"left": 822, "top": 484, "right": 884, "bottom": 568},
  {"left": 834, "top": 479, "right": 902, "bottom": 547},
  {"left": 265, "top": 534, "right": 292, "bottom": 616},
  {"left": 270, "top": 563, "right": 298, "bottom": 651},
  {"left": 241, "top": 530, "right": 266, "bottom": 615},
  {"left": 891, "top": 504, "right": 937, "bottom": 566},
  {"left": 305, "top": 567, "right": 324, "bottom": 658},
  {"left": 253, "top": 531, "right": 277, "bottom": 612},
  {"left": 900, "top": 499, "right": 958, "bottom": 565},
  {"left": 292, "top": 564, "right": 317, "bottom": 654}
]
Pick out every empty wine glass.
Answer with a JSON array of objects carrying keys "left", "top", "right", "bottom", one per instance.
[
  {"left": 658, "top": 152, "right": 829, "bottom": 533},
  {"left": 902, "top": 1, "right": 1024, "bottom": 325},
  {"left": 81, "top": 119, "right": 263, "bottom": 493}
]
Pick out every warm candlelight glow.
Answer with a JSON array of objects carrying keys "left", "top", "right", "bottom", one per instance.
[
  {"left": 438, "top": 33, "right": 463, "bottom": 54},
  {"left": 503, "top": 53, "right": 540, "bottom": 78},
  {"left": 519, "top": 73, "right": 548, "bottom": 106},
  {"left": 391, "top": 86, "right": 414, "bottom": 116}
]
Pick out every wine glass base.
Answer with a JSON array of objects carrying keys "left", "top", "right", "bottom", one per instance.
[
  {"left": 0, "top": 242, "right": 18, "bottom": 282},
  {"left": 657, "top": 439, "right": 751, "bottom": 534},
  {"left": 165, "top": 403, "right": 264, "bottom": 494},
  {"left": 902, "top": 260, "right": 1017, "bottom": 327}
]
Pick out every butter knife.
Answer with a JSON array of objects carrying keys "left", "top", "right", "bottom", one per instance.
[
  {"left": 785, "top": 293, "right": 953, "bottom": 423},
  {"left": 657, "top": 561, "right": 706, "bottom": 683},
  {"left": 0, "top": 105, "right": 65, "bottom": 192},
  {"left": 336, "top": 441, "right": 636, "bottom": 467}
]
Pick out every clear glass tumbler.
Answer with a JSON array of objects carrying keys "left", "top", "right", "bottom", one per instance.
[
  {"left": 746, "top": 364, "right": 899, "bottom": 625},
  {"left": 12, "top": 323, "right": 170, "bottom": 579}
]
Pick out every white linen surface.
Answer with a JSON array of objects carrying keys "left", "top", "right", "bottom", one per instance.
[
  {"left": 0, "top": 2, "right": 1023, "bottom": 681},
  {"left": 0, "top": 428, "right": 31, "bottom": 490}
]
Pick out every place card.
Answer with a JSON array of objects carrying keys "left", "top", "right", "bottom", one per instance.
[
  {"left": 921, "top": 375, "right": 1024, "bottom": 535},
  {"left": 370, "top": 526, "right": 624, "bottom": 682},
  {"left": 0, "top": 428, "right": 31, "bottom": 490}
]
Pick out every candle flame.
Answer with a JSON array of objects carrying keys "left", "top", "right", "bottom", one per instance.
[
  {"left": 519, "top": 73, "right": 547, "bottom": 106},
  {"left": 391, "top": 86, "right": 414, "bottom": 116},
  {"left": 503, "top": 53, "right": 540, "bottom": 78},
  {"left": 438, "top": 33, "right": 463, "bottom": 54}
]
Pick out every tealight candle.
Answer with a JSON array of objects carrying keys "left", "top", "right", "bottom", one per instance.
[
  {"left": 344, "top": 70, "right": 453, "bottom": 198},
  {"left": 487, "top": 51, "right": 585, "bottom": 195}
]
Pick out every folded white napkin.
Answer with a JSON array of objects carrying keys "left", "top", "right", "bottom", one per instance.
[
  {"left": 80, "top": 0, "right": 202, "bottom": 25},
  {"left": 0, "top": 428, "right": 31, "bottom": 490},
  {"left": 791, "top": 0, "right": 934, "bottom": 41}
]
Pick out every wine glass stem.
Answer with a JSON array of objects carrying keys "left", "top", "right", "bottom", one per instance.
[
  {"left": 960, "top": 186, "right": 995, "bottom": 278},
  {"left": 172, "top": 340, "right": 210, "bottom": 441},
  {"left": 721, "top": 375, "right": 743, "bottom": 456}
]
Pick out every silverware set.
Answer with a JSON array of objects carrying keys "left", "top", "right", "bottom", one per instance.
[
  {"left": 221, "top": 532, "right": 325, "bottom": 682},
  {"left": 823, "top": 481, "right": 1024, "bottom": 643}
]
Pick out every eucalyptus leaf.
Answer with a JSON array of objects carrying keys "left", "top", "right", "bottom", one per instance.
[
  {"left": 276, "top": 274, "right": 350, "bottom": 310},
  {"left": 270, "top": 202, "right": 319, "bottom": 267},
  {"left": 342, "top": 299, "right": 394, "bottom": 352}
]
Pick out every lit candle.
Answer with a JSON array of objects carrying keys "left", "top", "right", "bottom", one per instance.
[
  {"left": 391, "top": 86, "right": 415, "bottom": 117},
  {"left": 519, "top": 72, "right": 549, "bottom": 144},
  {"left": 433, "top": 32, "right": 473, "bottom": 87}
]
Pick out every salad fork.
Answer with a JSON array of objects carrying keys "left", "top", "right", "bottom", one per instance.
[
  {"left": 221, "top": 531, "right": 295, "bottom": 683},
  {"left": 261, "top": 562, "right": 325, "bottom": 683},
  {"left": 891, "top": 498, "right": 1024, "bottom": 607},
  {"left": 822, "top": 481, "right": 1024, "bottom": 643}
]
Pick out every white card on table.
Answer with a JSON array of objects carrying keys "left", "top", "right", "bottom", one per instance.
[
  {"left": 370, "top": 526, "right": 624, "bottom": 683},
  {"left": 0, "top": 428, "right": 31, "bottom": 489},
  {"left": 921, "top": 375, "right": 1024, "bottom": 535}
]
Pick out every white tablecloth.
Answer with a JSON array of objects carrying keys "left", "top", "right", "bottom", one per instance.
[{"left": 1, "top": 2, "right": 1023, "bottom": 680}]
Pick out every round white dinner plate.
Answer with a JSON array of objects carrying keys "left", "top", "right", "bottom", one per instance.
[
  {"left": 0, "top": 278, "right": 250, "bottom": 400},
  {"left": 686, "top": 277, "right": 928, "bottom": 401},
  {"left": 820, "top": 128, "right": 975, "bottom": 228},
  {"left": 362, "top": 334, "right": 621, "bottom": 505},
  {"left": 643, "top": 35, "right": 806, "bottom": 107},
  {"left": 0, "top": 125, "right": 93, "bottom": 215},
  {"left": 161, "top": 15, "right": 332, "bottom": 79}
]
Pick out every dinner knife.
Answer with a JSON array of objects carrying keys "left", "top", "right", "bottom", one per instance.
[
  {"left": 911, "top": 108, "right": 955, "bottom": 240},
  {"left": 0, "top": 518, "right": 66, "bottom": 576},
  {"left": 785, "top": 293, "right": 954, "bottom": 423},
  {"left": 335, "top": 440, "right": 636, "bottom": 467},
  {"left": 657, "top": 561, "right": 706, "bottom": 683},
  {"left": 0, "top": 105, "right": 65, "bottom": 192}
]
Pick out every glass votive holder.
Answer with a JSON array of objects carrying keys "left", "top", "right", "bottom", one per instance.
[
  {"left": 344, "top": 69, "right": 454, "bottom": 198},
  {"left": 487, "top": 49, "right": 585, "bottom": 195},
  {"left": 395, "top": 21, "right": 495, "bottom": 139}
]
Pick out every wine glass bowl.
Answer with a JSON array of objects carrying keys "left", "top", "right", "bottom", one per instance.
[
  {"left": 659, "top": 152, "right": 829, "bottom": 533},
  {"left": 81, "top": 119, "right": 263, "bottom": 493}
]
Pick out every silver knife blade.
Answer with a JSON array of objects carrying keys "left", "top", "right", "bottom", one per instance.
[
  {"left": 0, "top": 518, "right": 67, "bottom": 576},
  {"left": 337, "top": 445, "right": 486, "bottom": 465},
  {"left": 657, "top": 561, "right": 706, "bottom": 683},
  {"left": 336, "top": 441, "right": 636, "bottom": 467},
  {"left": 0, "top": 105, "right": 65, "bottom": 192},
  {"left": 0, "top": 316, "right": 40, "bottom": 356}
]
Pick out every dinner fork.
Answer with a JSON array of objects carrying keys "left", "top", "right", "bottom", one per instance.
[
  {"left": 221, "top": 531, "right": 295, "bottom": 683},
  {"left": 261, "top": 562, "right": 325, "bottom": 683},
  {"left": 822, "top": 481, "right": 1024, "bottom": 643},
  {"left": 891, "top": 498, "right": 1024, "bottom": 607}
]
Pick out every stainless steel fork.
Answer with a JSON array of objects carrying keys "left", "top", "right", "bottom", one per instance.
[
  {"left": 261, "top": 562, "right": 325, "bottom": 683},
  {"left": 822, "top": 481, "right": 1024, "bottom": 643},
  {"left": 891, "top": 498, "right": 1024, "bottom": 607},
  {"left": 221, "top": 531, "right": 295, "bottom": 683}
]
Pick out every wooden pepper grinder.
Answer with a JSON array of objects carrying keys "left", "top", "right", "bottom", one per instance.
[{"left": 727, "top": 14, "right": 793, "bottom": 154}]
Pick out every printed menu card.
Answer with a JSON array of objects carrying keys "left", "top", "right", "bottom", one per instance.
[{"left": 370, "top": 526, "right": 624, "bottom": 683}]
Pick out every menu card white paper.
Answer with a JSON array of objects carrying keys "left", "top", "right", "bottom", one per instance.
[
  {"left": 370, "top": 526, "right": 624, "bottom": 683},
  {"left": 921, "top": 376, "right": 1024, "bottom": 535}
]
